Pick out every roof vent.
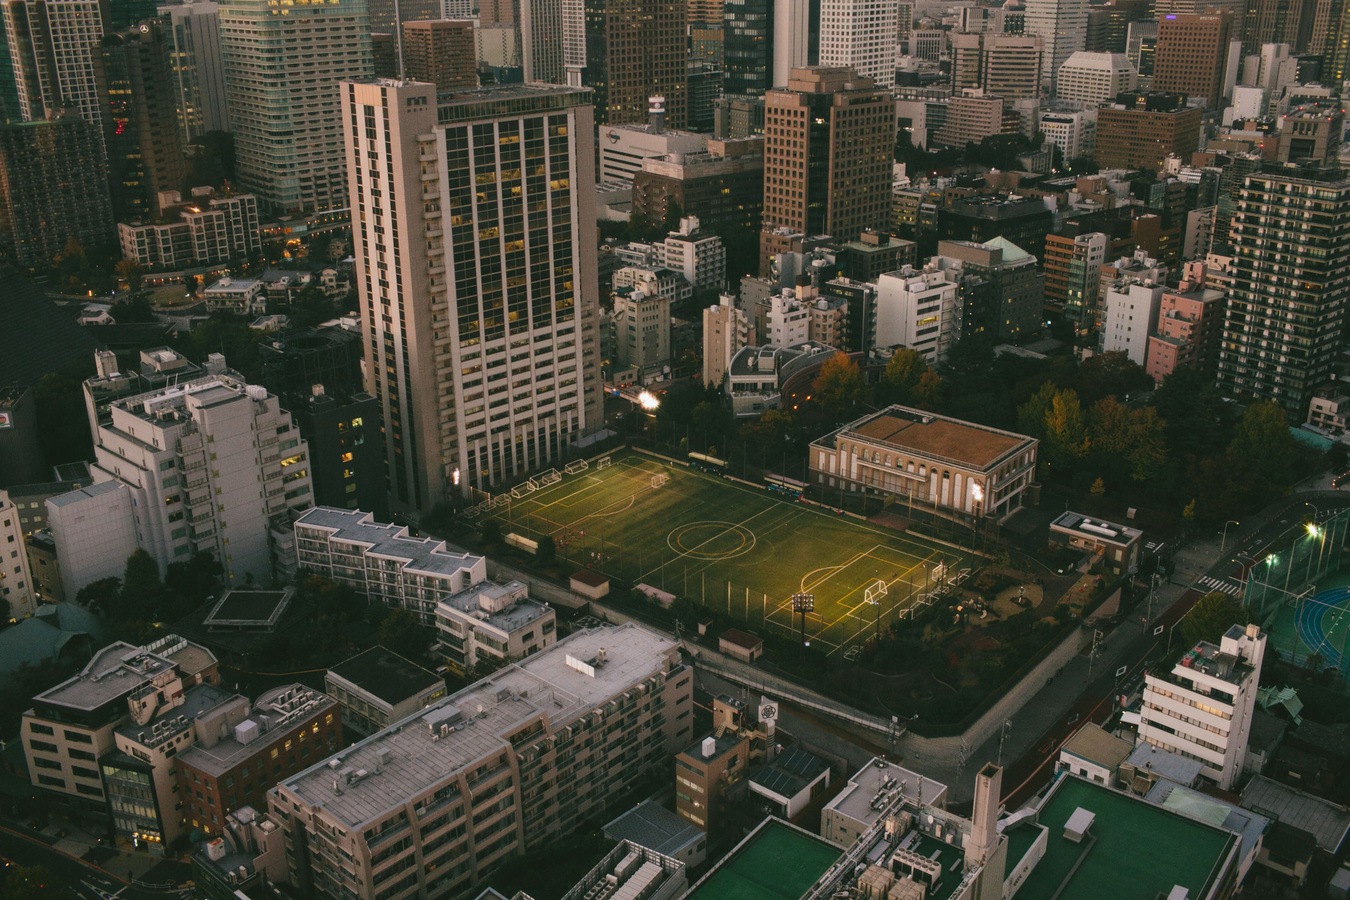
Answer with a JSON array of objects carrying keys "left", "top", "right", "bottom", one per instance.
[{"left": 1064, "top": 807, "right": 1095, "bottom": 843}]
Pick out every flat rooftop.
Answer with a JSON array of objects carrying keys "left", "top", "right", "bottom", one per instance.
[
  {"left": 751, "top": 745, "right": 828, "bottom": 799},
  {"left": 1009, "top": 775, "right": 1237, "bottom": 900},
  {"left": 1241, "top": 775, "right": 1350, "bottom": 855},
  {"left": 295, "top": 506, "right": 482, "bottom": 581},
  {"left": 604, "top": 800, "right": 704, "bottom": 857},
  {"left": 437, "top": 580, "right": 550, "bottom": 634},
  {"left": 35, "top": 635, "right": 215, "bottom": 713},
  {"left": 686, "top": 819, "right": 842, "bottom": 900},
  {"left": 1122, "top": 742, "right": 1205, "bottom": 787},
  {"left": 179, "top": 685, "right": 335, "bottom": 779},
  {"left": 326, "top": 646, "right": 443, "bottom": 707},
  {"left": 820, "top": 405, "right": 1035, "bottom": 471},
  {"left": 1059, "top": 722, "right": 1134, "bottom": 771},
  {"left": 204, "top": 589, "right": 292, "bottom": 628},
  {"left": 1052, "top": 512, "right": 1143, "bottom": 546},
  {"left": 279, "top": 624, "right": 679, "bottom": 829},
  {"left": 825, "top": 758, "right": 948, "bottom": 828}
]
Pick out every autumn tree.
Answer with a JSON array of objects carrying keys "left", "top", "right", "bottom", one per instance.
[
  {"left": 1042, "top": 388, "right": 1088, "bottom": 473},
  {"left": 882, "top": 347, "right": 928, "bottom": 404},
  {"left": 912, "top": 370, "right": 944, "bottom": 411},
  {"left": 114, "top": 257, "right": 145, "bottom": 294},
  {"left": 1016, "top": 381, "right": 1058, "bottom": 440},
  {"left": 811, "top": 352, "right": 866, "bottom": 422}
]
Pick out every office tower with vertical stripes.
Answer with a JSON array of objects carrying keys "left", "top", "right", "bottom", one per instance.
[{"left": 341, "top": 80, "right": 601, "bottom": 510}]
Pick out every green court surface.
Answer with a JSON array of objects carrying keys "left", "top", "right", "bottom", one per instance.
[
  {"left": 482, "top": 450, "right": 972, "bottom": 655},
  {"left": 1261, "top": 569, "right": 1350, "bottom": 671},
  {"left": 686, "top": 820, "right": 842, "bottom": 900}
]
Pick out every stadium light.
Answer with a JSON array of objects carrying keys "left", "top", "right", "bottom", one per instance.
[{"left": 638, "top": 390, "right": 660, "bottom": 411}]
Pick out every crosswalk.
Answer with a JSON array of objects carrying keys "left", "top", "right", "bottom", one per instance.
[{"left": 1196, "top": 575, "right": 1242, "bottom": 597}]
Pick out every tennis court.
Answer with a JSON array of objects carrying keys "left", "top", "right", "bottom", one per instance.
[{"left": 474, "top": 449, "right": 973, "bottom": 655}]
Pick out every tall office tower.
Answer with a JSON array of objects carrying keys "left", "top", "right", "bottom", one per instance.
[
  {"left": 520, "top": 0, "right": 564, "bottom": 82},
  {"left": 219, "top": 0, "right": 371, "bottom": 216},
  {"left": 761, "top": 67, "right": 891, "bottom": 271},
  {"left": 480, "top": 0, "right": 516, "bottom": 25},
  {"left": 689, "top": 0, "right": 721, "bottom": 26},
  {"left": 724, "top": 0, "right": 772, "bottom": 95},
  {"left": 1324, "top": 0, "right": 1350, "bottom": 84},
  {"left": 342, "top": 80, "right": 601, "bottom": 508},
  {"left": 0, "top": 112, "right": 114, "bottom": 267},
  {"left": 1056, "top": 50, "right": 1137, "bottom": 103},
  {"left": 2, "top": 0, "right": 110, "bottom": 151},
  {"left": 1126, "top": 20, "right": 1158, "bottom": 87},
  {"left": 1242, "top": 0, "right": 1303, "bottom": 52},
  {"left": 1095, "top": 91, "right": 1201, "bottom": 169},
  {"left": 1216, "top": 166, "right": 1350, "bottom": 418},
  {"left": 367, "top": 0, "right": 436, "bottom": 32},
  {"left": 1024, "top": 0, "right": 1087, "bottom": 91},
  {"left": 772, "top": 0, "right": 819, "bottom": 85},
  {"left": 818, "top": 0, "right": 898, "bottom": 87},
  {"left": 563, "top": 0, "right": 688, "bottom": 128},
  {"left": 101, "top": 24, "right": 186, "bottom": 221},
  {"left": 158, "top": 1, "right": 228, "bottom": 142},
  {"left": 954, "top": 32, "right": 1043, "bottom": 99},
  {"left": 0, "top": 26, "right": 21, "bottom": 119},
  {"left": 1152, "top": 13, "right": 1232, "bottom": 107},
  {"left": 1084, "top": 0, "right": 1150, "bottom": 52},
  {"left": 402, "top": 19, "right": 476, "bottom": 90}
]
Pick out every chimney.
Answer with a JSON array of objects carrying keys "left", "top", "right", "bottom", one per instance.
[
  {"left": 649, "top": 96, "right": 666, "bottom": 134},
  {"left": 966, "top": 763, "right": 1003, "bottom": 868}
]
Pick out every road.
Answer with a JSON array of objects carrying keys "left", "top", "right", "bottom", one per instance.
[
  {"left": 0, "top": 827, "right": 190, "bottom": 900},
  {"left": 999, "top": 491, "right": 1350, "bottom": 810}
]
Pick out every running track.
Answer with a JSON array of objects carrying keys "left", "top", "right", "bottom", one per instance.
[{"left": 1295, "top": 587, "right": 1350, "bottom": 672}]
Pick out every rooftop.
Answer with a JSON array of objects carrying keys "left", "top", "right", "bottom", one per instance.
[
  {"left": 178, "top": 685, "right": 336, "bottom": 778},
  {"left": 47, "top": 480, "right": 128, "bottom": 510},
  {"left": 1059, "top": 722, "right": 1134, "bottom": 771},
  {"left": 115, "top": 682, "right": 237, "bottom": 749},
  {"left": 1051, "top": 512, "right": 1143, "bottom": 546},
  {"left": 1145, "top": 781, "right": 1269, "bottom": 867},
  {"left": 818, "top": 405, "right": 1036, "bottom": 471},
  {"left": 35, "top": 634, "right": 216, "bottom": 713},
  {"left": 685, "top": 818, "right": 842, "bottom": 900},
  {"left": 604, "top": 800, "right": 705, "bottom": 857},
  {"left": 326, "top": 646, "right": 443, "bottom": 707},
  {"left": 437, "top": 580, "right": 551, "bottom": 635},
  {"left": 825, "top": 758, "right": 948, "bottom": 828},
  {"left": 751, "top": 745, "right": 829, "bottom": 800},
  {"left": 279, "top": 624, "right": 680, "bottom": 828},
  {"left": 1122, "top": 742, "right": 1206, "bottom": 787},
  {"left": 203, "top": 589, "right": 292, "bottom": 629},
  {"left": 295, "top": 506, "right": 482, "bottom": 581},
  {"left": 1241, "top": 775, "right": 1350, "bottom": 854},
  {"left": 1009, "top": 775, "right": 1238, "bottom": 899}
]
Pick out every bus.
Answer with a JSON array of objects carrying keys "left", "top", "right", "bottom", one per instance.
[
  {"left": 765, "top": 472, "right": 808, "bottom": 499},
  {"left": 687, "top": 451, "right": 728, "bottom": 474}
]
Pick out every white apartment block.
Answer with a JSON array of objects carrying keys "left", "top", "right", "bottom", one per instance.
[
  {"left": 0, "top": 491, "right": 37, "bottom": 618},
  {"left": 612, "top": 290, "right": 672, "bottom": 372},
  {"left": 1056, "top": 51, "right": 1138, "bottom": 105},
  {"left": 45, "top": 482, "right": 140, "bottom": 598},
  {"left": 269, "top": 624, "right": 694, "bottom": 899},
  {"left": 765, "top": 292, "right": 811, "bottom": 348},
  {"left": 293, "top": 506, "right": 487, "bottom": 626},
  {"left": 663, "top": 217, "right": 725, "bottom": 295},
  {"left": 1039, "top": 108, "right": 1096, "bottom": 162},
  {"left": 1101, "top": 280, "right": 1164, "bottom": 365},
  {"left": 118, "top": 190, "right": 260, "bottom": 270},
  {"left": 1139, "top": 624, "right": 1266, "bottom": 790},
  {"left": 875, "top": 264, "right": 959, "bottom": 364},
  {"left": 434, "top": 579, "right": 556, "bottom": 673},
  {"left": 614, "top": 265, "right": 693, "bottom": 307},
  {"left": 3, "top": 0, "right": 108, "bottom": 153},
  {"left": 22, "top": 635, "right": 219, "bottom": 821},
  {"left": 202, "top": 277, "right": 264, "bottom": 315},
  {"left": 80, "top": 371, "right": 313, "bottom": 587},
  {"left": 702, "top": 294, "right": 750, "bottom": 388},
  {"left": 219, "top": 0, "right": 372, "bottom": 214},
  {"left": 819, "top": 0, "right": 899, "bottom": 88},
  {"left": 341, "top": 80, "right": 601, "bottom": 509}
]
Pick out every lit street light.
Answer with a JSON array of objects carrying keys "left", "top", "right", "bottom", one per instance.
[{"left": 1220, "top": 520, "right": 1239, "bottom": 552}]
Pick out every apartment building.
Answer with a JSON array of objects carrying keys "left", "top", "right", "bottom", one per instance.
[
  {"left": 22, "top": 635, "right": 219, "bottom": 823},
  {"left": 818, "top": 0, "right": 899, "bottom": 87},
  {"left": 662, "top": 217, "right": 725, "bottom": 295},
  {"left": 293, "top": 506, "right": 485, "bottom": 626},
  {"left": 875, "top": 265, "right": 960, "bottom": 364},
  {"left": 0, "top": 491, "right": 36, "bottom": 618},
  {"left": 1139, "top": 624, "right": 1266, "bottom": 790},
  {"left": 434, "top": 579, "right": 556, "bottom": 674},
  {"left": 702, "top": 294, "right": 751, "bottom": 387},
  {"left": 269, "top": 624, "right": 694, "bottom": 898},
  {"left": 1094, "top": 91, "right": 1203, "bottom": 170},
  {"left": 1100, "top": 279, "right": 1165, "bottom": 365},
  {"left": 1144, "top": 284, "right": 1225, "bottom": 382},
  {"left": 118, "top": 189, "right": 261, "bottom": 270},
  {"left": 612, "top": 290, "right": 672, "bottom": 373},
  {"left": 325, "top": 647, "right": 447, "bottom": 737}
]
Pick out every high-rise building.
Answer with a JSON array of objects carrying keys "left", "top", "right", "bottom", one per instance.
[
  {"left": 818, "top": 0, "right": 897, "bottom": 87},
  {"left": 1126, "top": 19, "right": 1158, "bottom": 87},
  {"left": 2, "top": 0, "right": 109, "bottom": 151},
  {"left": 760, "top": 67, "right": 892, "bottom": 263},
  {"left": 953, "top": 32, "right": 1044, "bottom": 98},
  {"left": 563, "top": 0, "right": 688, "bottom": 128},
  {"left": 1242, "top": 0, "right": 1303, "bottom": 52},
  {"left": 1139, "top": 624, "right": 1266, "bottom": 790},
  {"left": 269, "top": 623, "right": 694, "bottom": 898},
  {"left": 520, "top": 0, "right": 564, "bottom": 83},
  {"left": 1152, "top": 13, "right": 1232, "bottom": 107},
  {"left": 219, "top": 0, "right": 372, "bottom": 215},
  {"left": 703, "top": 293, "right": 751, "bottom": 386},
  {"left": 1084, "top": 0, "right": 1151, "bottom": 52},
  {"left": 0, "top": 112, "right": 114, "bottom": 267},
  {"left": 1023, "top": 0, "right": 1087, "bottom": 90},
  {"left": 158, "top": 1, "right": 229, "bottom": 142},
  {"left": 1094, "top": 91, "right": 1202, "bottom": 169},
  {"left": 101, "top": 24, "right": 187, "bottom": 221},
  {"left": 342, "top": 80, "right": 601, "bottom": 507},
  {"left": 771, "top": 0, "right": 819, "bottom": 85},
  {"left": 367, "top": 0, "right": 437, "bottom": 32},
  {"left": 73, "top": 358, "right": 314, "bottom": 586},
  {"left": 1055, "top": 50, "right": 1136, "bottom": 104},
  {"left": 402, "top": 19, "right": 477, "bottom": 91},
  {"left": 1216, "top": 165, "right": 1350, "bottom": 417},
  {"left": 1276, "top": 100, "right": 1343, "bottom": 163},
  {"left": 632, "top": 136, "right": 764, "bottom": 233},
  {"left": 1042, "top": 231, "right": 1107, "bottom": 329},
  {"left": 724, "top": 0, "right": 773, "bottom": 95}
]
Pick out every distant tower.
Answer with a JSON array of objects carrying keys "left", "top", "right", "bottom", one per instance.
[{"left": 563, "top": 0, "right": 689, "bottom": 127}]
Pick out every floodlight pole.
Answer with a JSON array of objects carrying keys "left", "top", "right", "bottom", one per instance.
[{"left": 792, "top": 592, "right": 814, "bottom": 662}]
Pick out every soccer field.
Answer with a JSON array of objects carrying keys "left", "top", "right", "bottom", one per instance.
[{"left": 476, "top": 450, "right": 973, "bottom": 656}]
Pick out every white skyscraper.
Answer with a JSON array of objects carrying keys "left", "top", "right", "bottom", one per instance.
[
  {"left": 341, "top": 79, "right": 602, "bottom": 510},
  {"left": 159, "top": 0, "right": 230, "bottom": 142},
  {"left": 818, "top": 0, "right": 898, "bottom": 88},
  {"left": 1024, "top": 0, "right": 1087, "bottom": 92},
  {"left": 219, "top": 0, "right": 372, "bottom": 214},
  {"left": 2, "top": 0, "right": 108, "bottom": 151}
]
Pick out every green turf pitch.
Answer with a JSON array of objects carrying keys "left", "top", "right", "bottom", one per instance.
[{"left": 488, "top": 450, "right": 971, "bottom": 655}]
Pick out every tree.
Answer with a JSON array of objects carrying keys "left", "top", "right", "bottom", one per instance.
[
  {"left": 378, "top": 609, "right": 428, "bottom": 661},
  {"left": 114, "top": 257, "right": 145, "bottom": 294},
  {"left": 1181, "top": 592, "right": 1248, "bottom": 648},
  {"left": 1042, "top": 389, "right": 1088, "bottom": 472},
  {"left": 1090, "top": 476, "right": 1106, "bottom": 496},
  {"left": 882, "top": 347, "right": 928, "bottom": 404},
  {"left": 75, "top": 577, "right": 122, "bottom": 614},
  {"left": 1126, "top": 406, "right": 1168, "bottom": 483},
  {"left": 536, "top": 535, "right": 556, "bottom": 565},
  {"left": 913, "top": 369, "right": 943, "bottom": 411},
  {"left": 120, "top": 549, "right": 167, "bottom": 620},
  {"left": 479, "top": 519, "right": 503, "bottom": 546},
  {"left": 1075, "top": 351, "right": 1152, "bottom": 406},
  {"left": 0, "top": 864, "right": 63, "bottom": 900},
  {"left": 34, "top": 359, "right": 96, "bottom": 467},
  {"left": 1016, "top": 381, "right": 1058, "bottom": 440},
  {"left": 811, "top": 353, "right": 865, "bottom": 422}
]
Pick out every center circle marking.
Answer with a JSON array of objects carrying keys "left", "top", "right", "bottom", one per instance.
[{"left": 667, "top": 521, "right": 758, "bottom": 560}]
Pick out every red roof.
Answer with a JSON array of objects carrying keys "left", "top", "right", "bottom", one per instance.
[{"left": 571, "top": 569, "right": 609, "bottom": 587}]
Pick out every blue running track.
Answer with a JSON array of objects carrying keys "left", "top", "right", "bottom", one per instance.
[{"left": 1294, "top": 587, "right": 1350, "bottom": 672}]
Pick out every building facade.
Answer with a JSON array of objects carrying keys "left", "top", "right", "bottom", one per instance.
[
  {"left": 1094, "top": 91, "right": 1203, "bottom": 170},
  {"left": 118, "top": 189, "right": 260, "bottom": 269},
  {"left": 1056, "top": 50, "right": 1136, "bottom": 104},
  {"left": 402, "top": 19, "right": 477, "bottom": 91},
  {"left": 219, "top": 0, "right": 373, "bottom": 214},
  {"left": 159, "top": 0, "right": 229, "bottom": 142},
  {"left": 2, "top": 0, "right": 109, "bottom": 151},
  {"left": 0, "top": 490, "right": 36, "bottom": 618},
  {"left": 269, "top": 624, "right": 694, "bottom": 898},
  {"left": 325, "top": 646, "right": 447, "bottom": 736},
  {"left": 809, "top": 405, "right": 1039, "bottom": 520},
  {"left": 1144, "top": 284, "right": 1225, "bottom": 382},
  {"left": 702, "top": 294, "right": 751, "bottom": 386},
  {"left": 1151, "top": 13, "right": 1232, "bottom": 108},
  {"left": 563, "top": 0, "right": 688, "bottom": 127},
  {"left": 875, "top": 265, "right": 959, "bottom": 363},
  {"left": 818, "top": 0, "right": 898, "bottom": 87},
  {"left": 341, "top": 80, "right": 601, "bottom": 508}
]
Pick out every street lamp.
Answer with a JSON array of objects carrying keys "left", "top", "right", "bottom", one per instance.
[
  {"left": 792, "top": 592, "right": 815, "bottom": 661},
  {"left": 1221, "top": 520, "right": 1239, "bottom": 552}
]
